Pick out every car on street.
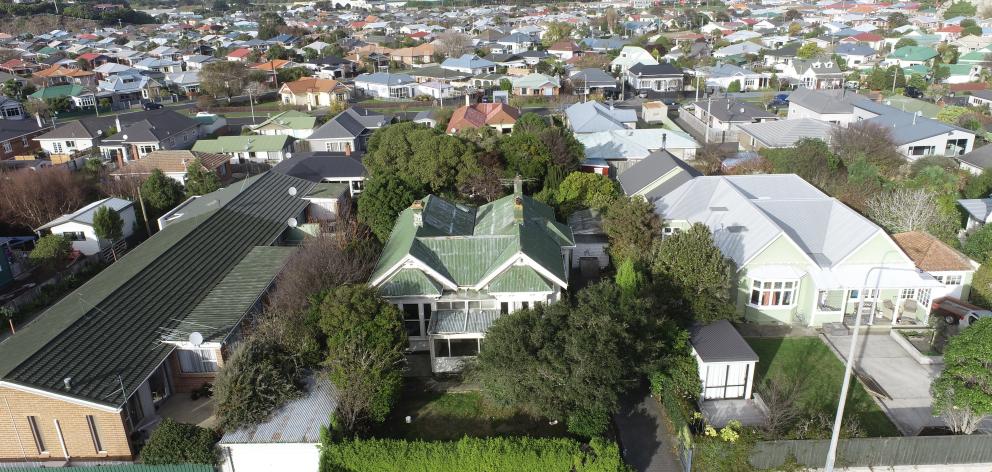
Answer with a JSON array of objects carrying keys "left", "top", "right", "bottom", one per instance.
[
  {"left": 767, "top": 93, "right": 789, "bottom": 108},
  {"left": 142, "top": 101, "right": 163, "bottom": 110}
]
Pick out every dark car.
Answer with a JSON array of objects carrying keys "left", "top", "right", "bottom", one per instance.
[
  {"left": 904, "top": 86, "right": 924, "bottom": 99},
  {"left": 142, "top": 101, "right": 163, "bottom": 110},
  {"left": 766, "top": 93, "right": 789, "bottom": 108}
]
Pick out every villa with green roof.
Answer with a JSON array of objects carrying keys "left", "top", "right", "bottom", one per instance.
[
  {"left": 192, "top": 135, "right": 293, "bottom": 164},
  {"left": 369, "top": 181, "right": 575, "bottom": 373},
  {"left": 248, "top": 110, "right": 318, "bottom": 139},
  {"left": 885, "top": 46, "right": 938, "bottom": 67}
]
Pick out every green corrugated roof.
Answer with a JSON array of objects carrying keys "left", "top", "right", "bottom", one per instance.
[
  {"left": 305, "top": 182, "right": 349, "bottom": 199},
  {"left": 488, "top": 265, "right": 552, "bottom": 293},
  {"left": 888, "top": 46, "right": 938, "bottom": 62},
  {"left": 379, "top": 268, "right": 442, "bottom": 297},
  {"left": 192, "top": 135, "right": 291, "bottom": 153},
  {"left": 0, "top": 172, "right": 315, "bottom": 407},
  {"left": 167, "top": 245, "right": 297, "bottom": 343},
  {"left": 0, "top": 465, "right": 212, "bottom": 472},
  {"left": 947, "top": 63, "right": 976, "bottom": 76},
  {"left": 250, "top": 110, "right": 317, "bottom": 131},
  {"left": 371, "top": 192, "right": 574, "bottom": 294},
  {"left": 29, "top": 84, "right": 86, "bottom": 99}
]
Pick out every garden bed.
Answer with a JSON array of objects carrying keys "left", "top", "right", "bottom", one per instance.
[
  {"left": 370, "top": 380, "right": 567, "bottom": 441},
  {"left": 890, "top": 328, "right": 944, "bottom": 365}
]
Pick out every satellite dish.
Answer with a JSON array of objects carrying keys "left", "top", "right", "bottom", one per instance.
[
  {"left": 287, "top": 217, "right": 298, "bottom": 228},
  {"left": 286, "top": 152, "right": 293, "bottom": 159},
  {"left": 288, "top": 186, "right": 297, "bottom": 196},
  {"left": 122, "top": 134, "right": 128, "bottom": 140},
  {"left": 188, "top": 331, "right": 203, "bottom": 347}
]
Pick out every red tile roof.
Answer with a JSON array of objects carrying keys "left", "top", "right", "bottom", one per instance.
[
  {"left": 227, "top": 48, "right": 251, "bottom": 58},
  {"left": 446, "top": 103, "right": 521, "bottom": 134}
]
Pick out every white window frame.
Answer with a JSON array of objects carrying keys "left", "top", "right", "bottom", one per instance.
[
  {"left": 900, "top": 288, "right": 917, "bottom": 300},
  {"left": 52, "top": 142, "right": 63, "bottom": 153},
  {"left": 177, "top": 348, "right": 218, "bottom": 373},
  {"left": 749, "top": 279, "right": 798, "bottom": 307},
  {"left": 945, "top": 275, "right": 962, "bottom": 285},
  {"left": 2, "top": 142, "right": 11, "bottom": 153}
]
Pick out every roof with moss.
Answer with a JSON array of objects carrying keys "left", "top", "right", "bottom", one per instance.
[{"left": 370, "top": 190, "right": 574, "bottom": 296}]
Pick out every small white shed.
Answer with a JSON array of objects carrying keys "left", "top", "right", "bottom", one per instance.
[
  {"left": 220, "top": 377, "right": 338, "bottom": 472},
  {"left": 36, "top": 197, "right": 137, "bottom": 256},
  {"left": 691, "top": 320, "right": 758, "bottom": 400}
]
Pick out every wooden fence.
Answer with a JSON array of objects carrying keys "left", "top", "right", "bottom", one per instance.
[{"left": 749, "top": 435, "right": 992, "bottom": 470}]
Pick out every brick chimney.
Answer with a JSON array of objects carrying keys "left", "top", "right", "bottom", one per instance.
[{"left": 513, "top": 196, "right": 523, "bottom": 224}]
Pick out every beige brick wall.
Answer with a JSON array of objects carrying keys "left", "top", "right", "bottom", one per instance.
[{"left": 0, "top": 386, "right": 133, "bottom": 462}]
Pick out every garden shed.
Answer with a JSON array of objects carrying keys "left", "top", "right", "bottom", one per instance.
[{"left": 691, "top": 320, "right": 758, "bottom": 400}]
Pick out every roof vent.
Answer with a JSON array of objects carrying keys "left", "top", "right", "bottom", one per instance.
[
  {"left": 709, "top": 206, "right": 729, "bottom": 211},
  {"left": 63, "top": 377, "right": 72, "bottom": 391},
  {"left": 727, "top": 225, "right": 745, "bottom": 233}
]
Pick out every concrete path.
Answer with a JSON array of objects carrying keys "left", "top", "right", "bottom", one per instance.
[
  {"left": 615, "top": 389, "right": 683, "bottom": 472},
  {"left": 823, "top": 333, "right": 944, "bottom": 435}
]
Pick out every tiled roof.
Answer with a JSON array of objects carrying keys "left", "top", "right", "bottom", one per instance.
[
  {"left": 446, "top": 103, "right": 520, "bottom": 133},
  {"left": 892, "top": 231, "right": 976, "bottom": 272},
  {"left": 110, "top": 150, "right": 229, "bottom": 175},
  {"left": 280, "top": 77, "right": 347, "bottom": 94}
]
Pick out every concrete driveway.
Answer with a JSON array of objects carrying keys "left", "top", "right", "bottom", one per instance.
[{"left": 822, "top": 333, "right": 944, "bottom": 435}]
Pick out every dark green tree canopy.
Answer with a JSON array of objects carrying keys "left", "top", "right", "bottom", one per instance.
[
  {"left": 931, "top": 318, "right": 992, "bottom": 434},
  {"left": 92, "top": 205, "right": 124, "bottom": 242},
  {"left": 603, "top": 197, "right": 661, "bottom": 265},
  {"left": 651, "top": 223, "right": 736, "bottom": 324},
  {"left": 184, "top": 158, "right": 222, "bottom": 197},
  {"left": 357, "top": 175, "right": 419, "bottom": 242},
  {"left": 138, "top": 419, "right": 218, "bottom": 465},
  {"left": 213, "top": 339, "right": 304, "bottom": 431},
  {"left": 141, "top": 169, "right": 185, "bottom": 217}
]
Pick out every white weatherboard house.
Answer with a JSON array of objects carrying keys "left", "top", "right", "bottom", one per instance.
[
  {"left": 657, "top": 175, "right": 951, "bottom": 327},
  {"left": 369, "top": 180, "right": 575, "bottom": 373},
  {"left": 36, "top": 198, "right": 136, "bottom": 256}
]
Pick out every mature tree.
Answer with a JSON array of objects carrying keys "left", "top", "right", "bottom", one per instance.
[
  {"left": 937, "top": 105, "right": 971, "bottom": 125},
  {"left": 907, "top": 73, "right": 927, "bottom": 91},
  {"left": 542, "top": 22, "right": 575, "bottom": 46},
  {"left": 199, "top": 61, "right": 249, "bottom": 99},
  {"left": 316, "top": 285, "right": 406, "bottom": 433},
  {"left": 1, "top": 79, "right": 24, "bottom": 100},
  {"left": 960, "top": 18, "right": 982, "bottom": 36},
  {"left": 932, "top": 318, "right": 992, "bottom": 434},
  {"left": 499, "top": 132, "right": 553, "bottom": 184},
  {"left": 764, "top": 138, "right": 844, "bottom": 190},
  {"left": 357, "top": 175, "right": 419, "bottom": 242},
  {"left": 887, "top": 12, "right": 909, "bottom": 29},
  {"left": 894, "top": 38, "right": 918, "bottom": 50},
  {"left": 797, "top": 43, "right": 824, "bottom": 59},
  {"left": 434, "top": 31, "right": 472, "bottom": 58},
  {"left": 266, "top": 44, "right": 289, "bottom": 60},
  {"left": 867, "top": 187, "right": 956, "bottom": 237},
  {"left": 257, "top": 12, "right": 286, "bottom": 40},
  {"left": 512, "top": 112, "right": 548, "bottom": 135},
  {"left": 830, "top": 122, "right": 905, "bottom": 177},
  {"left": 944, "top": 0, "right": 977, "bottom": 19},
  {"left": 963, "top": 224, "right": 992, "bottom": 262},
  {"left": 726, "top": 79, "right": 742, "bottom": 93},
  {"left": 29, "top": 234, "right": 71, "bottom": 273},
  {"left": 365, "top": 122, "right": 480, "bottom": 194},
  {"left": 554, "top": 171, "right": 620, "bottom": 215},
  {"left": 475, "top": 281, "right": 671, "bottom": 437},
  {"left": 971, "top": 263, "right": 992, "bottom": 307},
  {"left": 214, "top": 339, "right": 304, "bottom": 430},
  {"left": 92, "top": 206, "right": 124, "bottom": 260},
  {"left": 0, "top": 168, "right": 89, "bottom": 230},
  {"left": 138, "top": 419, "right": 218, "bottom": 465},
  {"left": 603, "top": 197, "right": 661, "bottom": 266},
  {"left": 277, "top": 66, "right": 312, "bottom": 84},
  {"left": 651, "top": 223, "right": 736, "bottom": 323},
  {"left": 140, "top": 169, "right": 185, "bottom": 218},
  {"left": 184, "top": 159, "right": 221, "bottom": 196},
  {"left": 784, "top": 8, "right": 803, "bottom": 20},
  {"left": 964, "top": 170, "right": 992, "bottom": 199},
  {"left": 463, "top": 150, "right": 506, "bottom": 202}
]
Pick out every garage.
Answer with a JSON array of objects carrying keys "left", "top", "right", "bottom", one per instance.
[{"left": 691, "top": 320, "right": 758, "bottom": 400}]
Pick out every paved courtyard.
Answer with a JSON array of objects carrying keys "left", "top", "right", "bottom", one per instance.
[{"left": 822, "top": 333, "right": 943, "bottom": 436}]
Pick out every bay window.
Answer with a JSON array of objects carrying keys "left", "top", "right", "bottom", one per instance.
[{"left": 749, "top": 279, "right": 797, "bottom": 307}]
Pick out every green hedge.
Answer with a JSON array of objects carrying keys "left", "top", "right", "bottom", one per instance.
[{"left": 319, "top": 436, "right": 627, "bottom": 472}]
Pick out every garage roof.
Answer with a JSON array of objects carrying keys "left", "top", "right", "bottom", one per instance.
[{"left": 691, "top": 320, "right": 758, "bottom": 363}]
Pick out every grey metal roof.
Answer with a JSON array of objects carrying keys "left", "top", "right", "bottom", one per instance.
[
  {"left": 691, "top": 320, "right": 758, "bottom": 363},
  {"left": 737, "top": 118, "right": 834, "bottom": 148},
  {"left": 308, "top": 108, "right": 385, "bottom": 140},
  {"left": 569, "top": 68, "right": 616, "bottom": 88},
  {"left": 220, "top": 376, "right": 337, "bottom": 444},
  {"left": 102, "top": 110, "right": 198, "bottom": 144},
  {"left": 0, "top": 172, "right": 315, "bottom": 407},
  {"left": 691, "top": 98, "right": 777, "bottom": 123},
  {"left": 0, "top": 118, "right": 50, "bottom": 142},
  {"left": 618, "top": 149, "right": 701, "bottom": 199},
  {"left": 958, "top": 198, "right": 992, "bottom": 222},
  {"left": 787, "top": 87, "right": 865, "bottom": 114},
  {"left": 37, "top": 197, "right": 134, "bottom": 231},
  {"left": 957, "top": 143, "right": 992, "bottom": 171},
  {"left": 864, "top": 112, "right": 969, "bottom": 145},
  {"left": 355, "top": 71, "right": 415, "bottom": 86},
  {"left": 565, "top": 101, "right": 637, "bottom": 133},
  {"left": 629, "top": 62, "right": 683, "bottom": 77}
]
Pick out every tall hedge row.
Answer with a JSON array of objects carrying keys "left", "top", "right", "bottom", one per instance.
[{"left": 319, "top": 436, "right": 627, "bottom": 472}]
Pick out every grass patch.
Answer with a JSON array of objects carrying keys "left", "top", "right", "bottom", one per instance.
[
  {"left": 746, "top": 337, "right": 900, "bottom": 437},
  {"left": 372, "top": 382, "right": 567, "bottom": 441}
]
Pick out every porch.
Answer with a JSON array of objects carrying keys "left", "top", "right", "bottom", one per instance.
[
  {"left": 427, "top": 308, "right": 502, "bottom": 374},
  {"left": 807, "top": 266, "right": 942, "bottom": 328}
]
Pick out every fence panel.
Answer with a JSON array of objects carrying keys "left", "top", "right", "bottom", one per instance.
[{"left": 750, "top": 435, "right": 992, "bottom": 470}]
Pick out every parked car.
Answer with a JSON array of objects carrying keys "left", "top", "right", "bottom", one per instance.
[
  {"left": 142, "top": 101, "right": 163, "bottom": 110},
  {"left": 767, "top": 93, "right": 789, "bottom": 108},
  {"left": 931, "top": 297, "right": 992, "bottom": 325},
  {"left": 904, "top": 86, "right": 924, "bottom": 99}
]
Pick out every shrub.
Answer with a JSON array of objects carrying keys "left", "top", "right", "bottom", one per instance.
[
  {"left": 29, "top": 234, "right": 71, "bottom": 272},
  {"left": 213, "top": 339, "right": 304, "bottom": 430},
  {"left": 138, "top": 419, "right": 218, "bottom": 465},
  {"left": 318, "top": 436, "right": 626, "bottom": 472}
]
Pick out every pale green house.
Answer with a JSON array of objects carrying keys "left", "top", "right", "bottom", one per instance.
[{"left": 656, "top": 174, "right": 951, "bottom": 327}]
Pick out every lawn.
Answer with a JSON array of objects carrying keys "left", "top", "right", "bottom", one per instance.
[
  {"left": 372, "top": 381, "right": 567, "bottom": 441},
  {"left": 746, "top": 337, "right": 900, "bottom": 437}
]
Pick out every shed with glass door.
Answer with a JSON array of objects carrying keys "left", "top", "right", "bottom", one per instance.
[{"left": 691, "top": 320, "right": 758, "bottom": 400}]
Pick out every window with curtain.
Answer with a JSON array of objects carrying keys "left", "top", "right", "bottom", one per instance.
[
  {"left": 749, "top": 279, "right": 797, "bottom": 307},
  {"left": 178, "top": 348, "right": 218, "bottom": 373}
]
